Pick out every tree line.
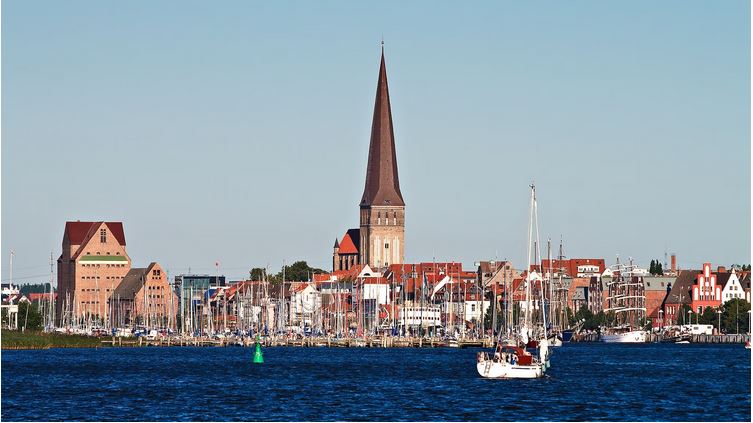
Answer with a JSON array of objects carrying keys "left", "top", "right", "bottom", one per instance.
[{"left": 249, "top": 261, "right": 327, "bottom": 283}]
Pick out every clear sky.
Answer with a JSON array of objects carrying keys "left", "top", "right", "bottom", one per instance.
[{"left": 2, "top": 1, "right": 750, "bottom": 283}]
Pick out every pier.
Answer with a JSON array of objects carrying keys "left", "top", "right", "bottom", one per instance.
[
  {"left": 97, "top": 336, "right": 496, "bottom": 349},
  {"left": 571, "top": 333, "right": 750, "bottom": 344}
]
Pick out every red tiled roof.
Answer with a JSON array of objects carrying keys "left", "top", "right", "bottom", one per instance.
[
  {"left": 65, "top": 221, "right": 126, "bottom": 246},
  {"left": 28, "top": 292, "right": 57, "bottom": 301},
  {"left": 338, "top": 232, "right": 359, "bottom": 255},
  {"left": 541, "top": 258, "right": 605, "bottom": 277},
  {"left": 387, "top": 262, "right": 468, "bottom": 278}
]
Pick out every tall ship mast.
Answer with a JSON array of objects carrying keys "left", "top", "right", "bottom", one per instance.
[{"left": 600, "top": 256, "right": 648, "bottom": 343}]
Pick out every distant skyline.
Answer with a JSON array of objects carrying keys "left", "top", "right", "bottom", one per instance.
[{"left": 2, "top": 1, "right": 750, "bottom": 283}]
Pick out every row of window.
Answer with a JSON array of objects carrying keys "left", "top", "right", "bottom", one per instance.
[
  {"left": 81, "top": 288, "right": 113, "bottom": 292},
  {"left": 85, "top": 251, "right": 121, "bottom": 255},
  {"left": 82, "top": 275, "right": 123, "bottom": 280},
  {"left": 373, "top": 211, "right": 400, "bottom": 226},
  {"left": 81, "top": 264, "right": 127, "bottom": 268}
]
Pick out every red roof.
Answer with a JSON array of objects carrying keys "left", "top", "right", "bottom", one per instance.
[
  {"left": 540, "top": 258, "right": 605, "bottom": 277},
  {"left": 338, "top": 232, "right": 359, "bottom": 255},
  {"left": 65, "top": 221, "right": 126, "bottom": 246},
  {"left": 28, "top": 293, "right": 57, "bottom": 301},
  {"left": 387, "top": 262, "right": 468, "bottom": 278}
]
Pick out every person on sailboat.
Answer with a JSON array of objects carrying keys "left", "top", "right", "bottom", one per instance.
[{"left": 494, "top": 342, "right": 503, "bottom": 361}]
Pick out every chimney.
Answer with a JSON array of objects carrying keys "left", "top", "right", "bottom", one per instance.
[
  {"left": 717, "top": 266, "right": 726, "bottom": 274},
  {"left": 671, "top": 254, "right": 676, "bottom": 272}
]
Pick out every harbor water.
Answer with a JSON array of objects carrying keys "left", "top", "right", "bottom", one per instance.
[{"left": 2, "top": 343, "right": 750, "bottom": 421}]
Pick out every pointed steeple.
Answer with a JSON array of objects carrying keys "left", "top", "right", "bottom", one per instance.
[{"left": 360, "top": 46, "right": 405, "bottom": 207}]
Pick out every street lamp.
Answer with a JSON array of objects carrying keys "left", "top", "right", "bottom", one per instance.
[
  {"left": 658, "top": 309, "right": 664, "bottom": 330},
  {"left": 687, "top": 310, "right": 692, "bottom": 327},
  {"left": 717, "top": 309, "right": 722, "bottom": 335}
]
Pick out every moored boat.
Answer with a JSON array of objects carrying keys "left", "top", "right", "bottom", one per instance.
[
  {"left": 600, "top": 328, "right": 647, "bottom": 343},
  {"left": 477, "top": 183, "right": 551, "bottom": 379},
  {"left": 476, "top": 343, "right": 543, "bottom": 379},
  {"left": 600, "top": 257, "right": 647, "bottom": 344}
]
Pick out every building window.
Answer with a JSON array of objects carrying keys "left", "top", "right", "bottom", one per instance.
[
  {"left": 377, "top": 212, "right": 381, "bottom": 225},
  {"left": 100, "top": 229, "right": 107, "bottom": 243}
]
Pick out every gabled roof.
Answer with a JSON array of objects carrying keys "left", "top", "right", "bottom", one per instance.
[
  {"left": 716, "top": 273, "right": 732, "bottom": 288},
  {"left": 65, "top": 221, "right": 126, "bottom": 246},
  {"left": 113, "top": 268, "right": 147, "bottom": 300},
  {"left": 666, "top": 270, "right": 700, "bottom": 304},
  {"left": 112, "top": 263, "right": 159, "bottom": 300},
  {"left": 338, "top": 230, "right": 359, "bottom": 255}
]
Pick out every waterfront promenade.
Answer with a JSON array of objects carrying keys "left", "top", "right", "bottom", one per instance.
[{"left": 7, "top": 332, "right": 746, "bottom": 350}]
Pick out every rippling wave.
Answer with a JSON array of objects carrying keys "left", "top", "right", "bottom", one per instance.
[{"left": 2, "top": 343, "right": 750, "bottom": 421}]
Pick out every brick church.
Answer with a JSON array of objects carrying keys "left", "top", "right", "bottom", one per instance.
[{"left": 333, "top": 46, "right": 405, "bottom": 271}]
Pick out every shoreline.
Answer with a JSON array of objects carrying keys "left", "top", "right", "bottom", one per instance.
[{"left": 3, "top": 333, "right": 749, "bottom": 351}]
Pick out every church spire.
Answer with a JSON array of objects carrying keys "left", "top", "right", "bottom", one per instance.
[{"left": 360, "top": 46, "right": 405, "bottom": 207}]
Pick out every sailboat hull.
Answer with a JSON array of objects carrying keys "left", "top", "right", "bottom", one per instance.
[
  {"left": 548, "top": 335, "right": 563, "bottom": 347},
  {"left": 600, "top": 330, "right": 647, "bottom": 343},
  {"left": 476, "top": 360, "right": 544, "bottom": 379}
]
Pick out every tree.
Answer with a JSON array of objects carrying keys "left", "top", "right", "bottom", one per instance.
[
  {"left": 249, "top": 268, "right": 267, "bottom": 281},
  {"left": 656, "top": 262, "right": 663, "bottom": 276},
  {"left": 18, "top": 302, "right": 42, "bottom": 331},
  {"left": 19, "top": 283, "right": 54, "bottom": 296},
  {"left": 677, "top": 304, "right": 692, "bottom": 325},
  {"left": 649, "top": 260, "right": 656, "bottom": 275},
  {"left": 697, "top": 306, "right": 717, "bottom": 325},
  {"left": 566, "top": 307, "right": 575, "bottom": 327},
  {"left": 573, "top": 307, "right": 599, "bottom": 331},
  {"left": 483, "top": 301, "right": 495, "bottom": 332},
  {"left": 730, "top": 264, "right": 751, "bottom": 271},
  {"left": 720, "top": 299, "right": 750, "bottom": 334},
  {"left": 274, "top": 261, "right": 326, "bottom": 282}
]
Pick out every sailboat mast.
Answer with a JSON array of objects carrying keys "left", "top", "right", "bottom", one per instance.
[
  {"left": 547, "top": 239, "right": 553, "bottom": 329},
  {"left": 534, "top": 191, "right": 547, "bottom": 339},
  {"left": 525, "top": 184, "right": 534, "bottom": 331}
]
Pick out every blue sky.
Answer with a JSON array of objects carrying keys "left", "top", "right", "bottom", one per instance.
[{"left": 2, "top": 1, "right": 750, "bottom": 282}]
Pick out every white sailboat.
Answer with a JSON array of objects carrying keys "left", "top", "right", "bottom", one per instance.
[
  {"left": 601, "top": 257, "right": 647, "bottom": 343},
  {"left": 477, "top": 183, "right": 551, "bottom": 379}
]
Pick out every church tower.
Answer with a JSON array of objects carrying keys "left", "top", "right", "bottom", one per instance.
[{"left": 359, "top": 46, "right": 405, "bottom": 268}]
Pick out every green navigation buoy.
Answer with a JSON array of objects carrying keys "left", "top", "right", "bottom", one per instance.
[{"left": 253, "top": 335, "right": 264, "bottom": 364}]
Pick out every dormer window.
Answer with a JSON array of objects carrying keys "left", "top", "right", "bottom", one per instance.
[{"left": 100, "top": 229, "right": 107, "bottom": 243}]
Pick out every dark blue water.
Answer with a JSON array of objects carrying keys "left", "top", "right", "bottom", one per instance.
[{"left": 2, "top": 343, "right": 750, "bottom": 421}]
